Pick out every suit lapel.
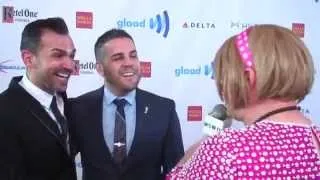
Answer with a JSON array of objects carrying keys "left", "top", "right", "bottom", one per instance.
[
  {"left": 28, "top": 102, "right": 61, "bottom": 139},
  {"left": 9, "top": 76, "right": 69, "bottom": 155},
  {"left": 28, "top": 103, "right": 73, "bottom": 156},
  {"left": 124, "top": 89, "right": 148, "bottom": 168},
  {"left": 89, "top": 87, "right": 115, "bottom": 167}
]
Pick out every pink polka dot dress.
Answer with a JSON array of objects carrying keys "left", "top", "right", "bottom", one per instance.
[{"left": 167, "top": 121, "right": 320, "bottom": 179}]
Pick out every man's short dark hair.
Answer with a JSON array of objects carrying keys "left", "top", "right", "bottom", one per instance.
[
  {"left": 20, "top": 17, "right": 69, "bottom": 53},
  {"left": 94, "top": 29, "right": 134, "bottom": 62}
]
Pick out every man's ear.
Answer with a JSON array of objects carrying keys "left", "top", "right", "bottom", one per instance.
[
  {"left": 21, "top": 49, "right": 35, "bottom": 68},
  {"left": 96, "top": 62, "right": 105, "bottom": 77}
]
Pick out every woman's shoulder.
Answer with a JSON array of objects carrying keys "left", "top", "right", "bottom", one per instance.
[{"left": 204, "top": 121, "right": 316, "bottom": 148}]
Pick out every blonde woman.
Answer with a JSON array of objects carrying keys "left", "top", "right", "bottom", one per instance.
[{"left": 167, "top": 24, "right": 320, "bottom": 179}]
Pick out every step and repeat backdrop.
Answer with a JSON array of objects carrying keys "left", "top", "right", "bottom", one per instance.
[{"left": 1, "top": 0, "right": 320, "bottom": 178}]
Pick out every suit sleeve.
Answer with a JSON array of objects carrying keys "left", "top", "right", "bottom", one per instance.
[
  {"left": 0, "top": 103, "right": 25, "bottom": 179},
  {"left": 162, "top": 100, "right": 185, "bottom": 174}
]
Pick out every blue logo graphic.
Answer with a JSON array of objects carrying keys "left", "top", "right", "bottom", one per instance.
[
  {"left": 204, "top": 65, "right": 212, "bottom": 77},
  {"left": 0, "top": 60, "right": 11, "bottom": 73},
  {"left": 0, "top": 60, "right": 25, "bottom": 73},
  {"left": 117, "top": 10, "right": 170, "bottom": 38},
  {"left": 175, "top": 64, "right": 214, "bottom": 77},
  {"left": 149, "top": 11, "right": 170, "bottom": 38}
]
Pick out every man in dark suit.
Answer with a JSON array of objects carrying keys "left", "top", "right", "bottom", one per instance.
[
  {"left": 0, "top": 17, "right": 77, "bottom": 180},
  {"left": 70, "top": 29, "right": 184, "bottom": 179}
]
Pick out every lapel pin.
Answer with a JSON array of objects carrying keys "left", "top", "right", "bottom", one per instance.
[{"left": 144, "top": 106, "right": 149, "bottom": 114}]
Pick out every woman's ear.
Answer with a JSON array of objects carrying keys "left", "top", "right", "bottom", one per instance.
[
  {"left": 245, "top": 68, "right": 256, "bottom": 89},
  {"left": 244, "top": 67, "right": 258, "bottom": 104}
]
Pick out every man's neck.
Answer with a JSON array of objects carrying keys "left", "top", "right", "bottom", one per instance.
[{"left": 105, "top": 83, "right": 134, "bottom": 97}]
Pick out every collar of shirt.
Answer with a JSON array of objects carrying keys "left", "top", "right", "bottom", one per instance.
[
  {"left": 19, "top": 74, "right": 64, "bottom": 112},
  {"left": 103, "top": 86, "right": 136, "bottom": 106}
]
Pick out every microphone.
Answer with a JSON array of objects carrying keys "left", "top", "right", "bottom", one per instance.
[{"left": 202, "top": 104, "right": 228, "bottom": 136}]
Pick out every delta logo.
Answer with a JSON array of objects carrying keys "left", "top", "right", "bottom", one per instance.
[
  {"left": 187, "top": 106, "right": 202, "bottom": 121},
  {"left": 300, "top": 107, "right": 310, "bottom": 115},
  {"left": 292, "top": 23, "right": 305, "bottom": 38},
  {"left": 72, "top": 60, "right": 96, "bottom": 75},
  {"left": 140, "top": 61, "right": 151, "bottom": 78},
  {"left": 182, "top": 21, "right": 215, "bottom": 29},
  {"left": 175, "top": 64, "right": 213, "bottom": 78},
  {"left": 76, "top": 11, "right": 93, "bottom": 29},
  {"left": 0, "top": 60, "right": 25, "bottom": 73},
  {"left": 299, "top": 106, "right": 312, "bottom": 119},
  {"left": 2, "top": 6, "right": 38, "bottom": 23},
  {"left": 116, "top": 10, "right": 170, "bottom": 38}
]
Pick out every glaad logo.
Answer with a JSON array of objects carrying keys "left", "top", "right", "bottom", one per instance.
[
  {"left": 175, "top": 64, "right": 213, "bottom": 77},
  {"left": 116, "top": 10, "right": 170, "bottom": 38},
  {"left": 2, "top": 6, "right": 38, "bottom": 23},
  {"left": 204, "top": 64, "right": 213, "bottom": 77},
  {"left": 175, "top": 66, "right": 201, "bottom": 77},
  {"left": 0, "top": 60, "right": 25, "bottom": 73}
]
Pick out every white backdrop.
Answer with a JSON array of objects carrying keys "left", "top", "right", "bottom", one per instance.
[{"left": 1, "top": 0, "right": 320, "bottom": 179}]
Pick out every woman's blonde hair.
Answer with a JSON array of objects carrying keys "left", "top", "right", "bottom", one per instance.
[{"left": 214, "top": 24, "right": 314, "bottom": 110}]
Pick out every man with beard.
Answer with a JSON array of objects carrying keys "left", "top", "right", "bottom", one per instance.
[
  {"left": 0, "top": 17, "right": 77, "bottom": 180},
  {"left": 70, "top": 29, "right": 184, "bottom": 180}
]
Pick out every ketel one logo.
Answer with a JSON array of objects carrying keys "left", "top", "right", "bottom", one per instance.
[
  {"left": 72, "top": 60, "right": 97, "bottom": 75},
  {"left": 116, "top": 10, "right": 170, "bottom": 38},
  {"left": 2, "top": 6, "right": 38, "bottom": 23}
]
